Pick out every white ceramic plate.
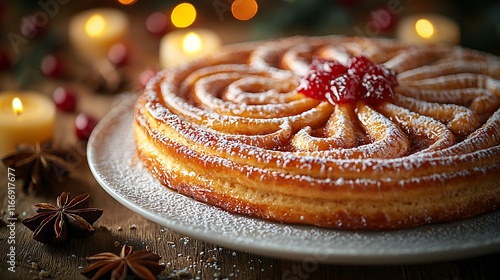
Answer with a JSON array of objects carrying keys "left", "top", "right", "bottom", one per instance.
[{"left": 87, "top": 94, "right": 500, "bottom": 264}]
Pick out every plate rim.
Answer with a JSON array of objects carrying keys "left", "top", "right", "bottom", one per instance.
[{"left": 87, "top": 94, "right": 500, "bottom": 265}]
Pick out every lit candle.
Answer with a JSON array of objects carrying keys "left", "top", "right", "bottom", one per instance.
[
  {"left": 396, "top": 14, "right": 460, "bottom": 45},
  {"left": 0, "top": 92, "right": 55, "bottom": 157},
  {"left": 68, "top": 8, "right": 129, "bottom": 60},
  {"left": 160, "top": 28, "right": 222, "bottom": 68}
]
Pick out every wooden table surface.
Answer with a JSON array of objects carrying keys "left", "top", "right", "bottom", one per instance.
[{"left": 1, "top": 12, "right": 500, "bottom": 280}]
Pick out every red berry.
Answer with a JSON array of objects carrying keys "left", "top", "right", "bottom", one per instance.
[
  {"left": 41, "top": 54, "right": 64, "bottom": 78},
  {"left": 20, "top": 13, "right": 48, "bottom": 39},
  {"left": 108, "top": 43, "right": 129, "bottom": 67},
  {"left": 297, "top": 70, "right": 331, "bottom": 99},
  {"left": 361, "top": 74, "right": 394, "bottom": 102},
  {"left": 347, "top": 56, "right": 374, "bottom": 77},
  {"left": 75, "top": 113, "right": 98, "bottom": 141},
  {"left": 310, "top": 58, "right": 347, "bottom": 77},
  {"left": 327, "top": 73, "right": 361, "bottom": 104},
  {"left": 0, "top": 49, "right": 11, "bottom": 71},
  {"left": 53, "top": 87, "right": 77, "bottom": 113},
  {"left": 299, "top": 59, "right": 349, "bottom": 100},
  {"left": 368, "top": 65, "right": 398, "bottom": 86},
  {"left": 146, "top": 12, "right": 170, "bottom": 37},
  {"left": 139, "top": 68, "right": 157, "bottom": 89},
  {"left": 370, "top": 8, "right": 398, "bottom": 32}
]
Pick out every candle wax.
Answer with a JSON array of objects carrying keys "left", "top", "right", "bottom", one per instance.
[{"left": 0, "top": 92, "right": 55, "bottom": 157}]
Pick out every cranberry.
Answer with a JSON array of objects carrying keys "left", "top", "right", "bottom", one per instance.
[
  {"left": 327, "top": 73, "right": 361, "bottom": 104},
  {"left": 146, "top": 12, "right": 170, "bottom": 37},
  {"left": 139, "top": 68, "right": 157, "bottom": 89},
  {"left": 368, "top": 65, "right": 398, "bottom": 86},
  {"left": 108, "top": 43, "right": 129, "bottom": 67},
  {"left": 41, "top": 54, "right": 64, "bottom": 78},
  {"left": 75, "top": 113, "right": 98, "bottom": 141},
  {"left": 299, "top": 59, "right": 349, "bottom": 100},
  {"left": 347, "top": 56, "right": 374, "bottom": 77},
  {"left": 361, "top": 74, "right": 394, "bottom": 102},
  {"left": 310, "top": 58, "right": 347, "bottom": 76},
  {"left": 53, "top": 87, "right": 76, "bottom": 113},
  {"left": 298, "top": 56, "right": 397, "bottom": 105},
  {"left": 370, "top": 8, "right": 398, "bottom": 32},
  {"left": 297, "top": 70, "right": 331, "bottom": 100},
  {"left": 20, "top": 13, "right": 48, "bottom": 39},
  {"left": 0, "top": 49, "right": 11, "bottom": 71}
]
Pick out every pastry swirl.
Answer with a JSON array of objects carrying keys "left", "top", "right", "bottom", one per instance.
[{"left": 134, "top": 36, "right": 500, "bottom": 229}]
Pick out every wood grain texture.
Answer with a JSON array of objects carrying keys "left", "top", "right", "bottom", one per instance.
[{"left": 1, "top": 128, "right": 500, "bottom": 280}]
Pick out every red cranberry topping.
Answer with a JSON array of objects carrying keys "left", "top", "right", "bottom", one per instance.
[
  {"left": 347, "top": 56, "right": 374, "bottom": 77},
  {"left": 310, "top": 58, "right": 347, "bottom": 76},
  {"left": 368, "top": 65, "right": 398, "bottom": 86},
  {"left": 297, "top": 70, "right": 331, "bottom": 99},
  {"left": 361, "top": 74, "right": 394, "bottom": 102},
  {"left": 327, "top": 73, "right": 360, "bottom": 104},
  {"left": 297, "top": 56, "right": 397, "bottom": 105}
]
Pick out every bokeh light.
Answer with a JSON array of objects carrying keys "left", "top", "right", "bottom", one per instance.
[
  {"left": 183, "top": 32, "right": 202, "bottom": 54},
  {"left": 85, "top": 15, "right": 106, "bottom": 37},
  {"left": 117, "top": 0, "right": 136, "bottom": 5},
  {"left": 415, "top": 19, "right": 434, "bottom": 38},
  {"left": 171, "top": 3, "right": 197, "bottom": 28},
  {"left": 12, "top": 98, "right": 22, "bottom": 115},
  {"left": 231, "top": 0, "right": 258, "bottom": 21}
]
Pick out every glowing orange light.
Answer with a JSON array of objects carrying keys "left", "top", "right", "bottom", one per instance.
[
  {"left": 415, "top": 19, "right": 434, "bottom": 38},
  {"left": 183, "top": 32, "right": 202, "bottom": 54},
  {"left": 231, "top": 0, "right": 258, "bottom": 21},
  {"left": 85, "top": 14, "right": 106, "bottom": 37},
  {"left": 171, "top": 3, "right": 197, "bottom": 28},
  {"left": 12, "top": 97, "right": 23, "bottom": 115},
  {"left": 117, "top": 0, "right": 136, "bottom": 5}
]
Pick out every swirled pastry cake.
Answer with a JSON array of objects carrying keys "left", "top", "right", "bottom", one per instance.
[{"left": 134, "top": 36, "right": 500, "bottom": 229}]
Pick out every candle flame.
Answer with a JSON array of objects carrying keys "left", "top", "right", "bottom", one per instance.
[
  {"left": 183, "top": 32, "right": 202, "bottom": 54},
  {"left": 12, "top": 98, "right": 23, "bottom": 115},
  {"left": 85, "top": 14, "right": 106, "bottom": 37},
  {"left": 415, "top": 19, "right": 434, "bottom": 38}
]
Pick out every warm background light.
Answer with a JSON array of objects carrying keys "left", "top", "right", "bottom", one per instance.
[
  {"left": 12, "top": 98, "right": 22, "bottom": 115},
  {"left": 415, "top": 19, "right": 434, "bottom": 38},
  {"left": 231, "top": 0, "right": 258, "bottom": 21},
  {"left": 85, "top": 14, "right": 106, "bottom": 37},
  {"left": 171, "top": 3, "right": 197, "bottom": 28},
  {"left": 183, "top": 32, "right": 202, "bottom": 54},
  {"left": 117, "top": 0, "right": 136, "bottom": 5}
]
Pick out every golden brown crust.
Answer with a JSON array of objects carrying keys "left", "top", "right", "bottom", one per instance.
[{"left": 134, "top": 35, "right": 500, "bottom": 229}]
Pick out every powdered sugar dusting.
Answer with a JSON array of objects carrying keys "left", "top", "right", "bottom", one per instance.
[
  {"left": 87, "top": 95, "right": 500, "bottom": 264},
  {"left": 135, "top": 35, "right": 499, "bottom": 231}
]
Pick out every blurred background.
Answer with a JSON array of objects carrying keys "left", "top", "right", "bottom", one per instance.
[{"left": 0, "top": 0, "right": 499, "bottom": 92}]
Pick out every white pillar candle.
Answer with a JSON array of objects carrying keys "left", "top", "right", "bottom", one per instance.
[
  {"left": 160, "top": 28, "right": 222, "bottom": 68},
  {"left": 69, "top": 8, "right": 129, "bottom": 61},
  {"left": 0, "top": 92, "right": 56, "bottom": 157},
  {"left": 396, "top": 14, "right": 460, "bottom": 45}
]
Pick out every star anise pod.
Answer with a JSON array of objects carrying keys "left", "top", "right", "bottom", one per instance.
[
  {"left": 22, "top": 192, "right": 103, "bottom": 244},
  {"left": 81, "top": 245, "right": 165, "bottom": 280},
  {"left": 1, "top": 140, "right": 76, "bottom": 193}
]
